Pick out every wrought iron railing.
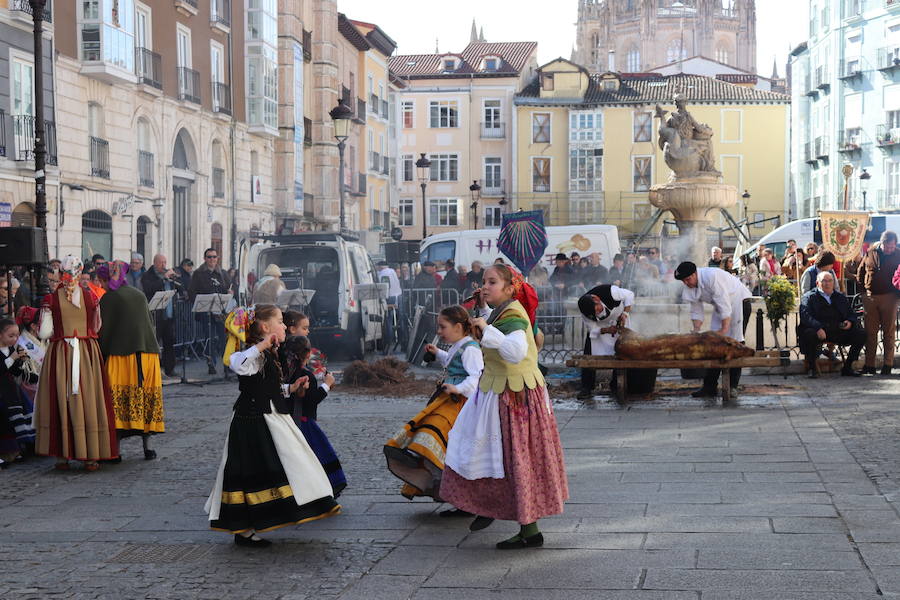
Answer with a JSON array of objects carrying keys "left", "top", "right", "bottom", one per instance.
[
  {"left": 90, "top": 136, "right": 109, "bottom": 178},
  {"left": 212, "top": 82, "right": 231, "bottom": 115},
  {"left": 10, "top": 0, "right": 52, "bottom": 22},
  {"left": 138, "top": 150, "right": 154, "bottom": 187},
  {"left": 135, "top": 47, "right": 162, "bottom": 89},
  {"left": 177, "top": 67, "right": 201, "bottom": 104},
  {"left": 210, "top": 0, "right": 230, "bottom": 26}
]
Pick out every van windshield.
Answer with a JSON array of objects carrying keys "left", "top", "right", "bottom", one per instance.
[
  {"left": 421, "top": 240, "right": 455, "bottom": 270},
  {"left": 258, "top": 246, "right": 340, "bottom": 289}
]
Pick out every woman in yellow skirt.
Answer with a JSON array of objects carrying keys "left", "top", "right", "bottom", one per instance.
[
  {"left": 384, "top": 306, "right": 483, "bottom": 503},
  {"left": 97, "top": 262, "right": 165, "bottom": 460}
]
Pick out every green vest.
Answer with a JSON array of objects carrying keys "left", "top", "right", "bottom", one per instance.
[{"left": 479, "top": 300, "right": 545, "bottom": 394}]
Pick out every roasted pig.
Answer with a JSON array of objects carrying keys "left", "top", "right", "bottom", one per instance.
[{"left": 614, "top": 330, "right": 755, "bottom": 362}]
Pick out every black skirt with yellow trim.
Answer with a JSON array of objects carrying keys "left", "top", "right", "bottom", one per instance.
[{"left": 210, "top": 412, "right": 340, "bottom": 534}]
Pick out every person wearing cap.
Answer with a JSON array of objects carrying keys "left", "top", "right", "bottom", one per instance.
[
  {"left": 252, "top": 264, "right": 285, "bottom": 305},
  {"left": 576, "top": 283, "right": 634, "bottom": 399},
  {"left": 674, "top": 261, "right": 752, "bottom": 399},
  {"left": 549, "top": 253, "right": 574, "bottom": 295},
  {"left": 126, "top": 253, "right": 145, "bottom": 289}
]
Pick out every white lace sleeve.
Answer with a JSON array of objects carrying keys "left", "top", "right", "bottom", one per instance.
[
  {"left": 481, "top": 325, "right": 528, "bottom": 364},
  {"left": 229, "top": 345, "right": 262, "bottom": 375}
]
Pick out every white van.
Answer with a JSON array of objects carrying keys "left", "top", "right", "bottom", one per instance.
[
  {"left": 420, "top": 225, "right": 621, "bottom": 272},
  {"left": 737, "top": 214, "right": 900, "bottom": 261}
]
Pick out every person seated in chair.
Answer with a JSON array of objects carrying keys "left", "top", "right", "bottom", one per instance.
[{"left": 799, "top": 271, "right": 865, "bottom": 378}]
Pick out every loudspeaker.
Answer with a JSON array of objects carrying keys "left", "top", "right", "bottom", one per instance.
[
  {"left": 0, "top": 227, "right": 45, "bottom": 265},
  {"left": 405, "top": 242, "right": 419, "bottom": 264},
  {"left": 384, "top": 241, "right": 420, "bottom": 264}
]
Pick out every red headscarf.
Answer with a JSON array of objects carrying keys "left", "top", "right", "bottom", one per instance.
[
  {"left": 463, "top": 265, "right": 539, "bottom": 327},
  {"left": 15, "top": 305, "right": 38, "bottom": 327}
]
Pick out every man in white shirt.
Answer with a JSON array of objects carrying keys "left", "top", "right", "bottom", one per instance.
[
  {"left": 377, "top": 261, "right": 402, "bottom": 355},
  {"left": 675, "top": 261, "right": 752, "bottom": 399}
]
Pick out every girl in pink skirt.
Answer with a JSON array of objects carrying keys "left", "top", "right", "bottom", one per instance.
[{"left": 442, "top": 264, "right": 568, "bottom": 549}]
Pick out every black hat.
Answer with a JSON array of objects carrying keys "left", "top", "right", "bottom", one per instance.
[
  {"left": 422, "top": 261, "right": 435, "bottom": 267},
  {"left": 674, "top": 261, "right": 697, "bottom": 281},
  {"left": 554, "top": 253, "right": 568, "bottom": 261},
  {"left": 376, "top": 260, "right": 389, "bottom": 267},
  {"left": 577, "top": 294, "right": 596, "bottom": 320}
]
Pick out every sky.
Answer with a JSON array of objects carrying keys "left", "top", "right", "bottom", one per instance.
[{"left": 337, "top": 0, "right": 807, "bottom": 76}]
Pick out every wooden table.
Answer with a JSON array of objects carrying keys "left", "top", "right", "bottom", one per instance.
[{"left": 566, "top": 351, "right": 784, "bottom": 403}]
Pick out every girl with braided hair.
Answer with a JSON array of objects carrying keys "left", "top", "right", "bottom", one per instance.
[
  {"left": 441, "top": 264, "right": 568, "bottom": 549},
  {"left": 205, "top": 304, "right": 340, "bottom": 547}
]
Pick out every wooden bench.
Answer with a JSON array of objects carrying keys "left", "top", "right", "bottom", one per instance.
[{"left": 566, "top": 351, "right": 784, "bottom": 404}]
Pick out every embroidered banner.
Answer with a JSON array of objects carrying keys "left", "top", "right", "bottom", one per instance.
[
  {"left": 819, "top": 210, "right": 870, "bottom": 260},
  {"left": 497, "top": 210, "right": 548, "bottom": 276}
]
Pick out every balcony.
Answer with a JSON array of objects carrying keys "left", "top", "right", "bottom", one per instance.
[
  {"left": 174, "top": 0, "right": 198, "bottom": 17},
  {"left": 369, "top": 150, "right": 381, "bottom": 172},
  {"left": 346, "top": 172, "right": 366, "bottom": 197},
  {"left": 803, "top": 141, "right": 817, "bottom": 164},
  {"left": 212, "top": 167, "right": 225, "bottom": 198},
  {"left": 877, "top": 189, "right": 900, "bottom": 209},
  {"left": 138, "top": 150, "right": 154, "bottom": 187},
  {"left": 11, "top": 115, "right": 57, "bottom": 165},
  {"left": 876, "top": 123, "right": 900, "bottom": 147},
  {"left": 533, "top": 182, "right": 550, "bottom": 193},
  {"left": 210, "top": 0, "right": 230, "bottom": 31},
  {"left": 135, "top": 47, "right": 162, "bottom": 90},
  {"left": 804, "top": 74, "right": 818, "bottom": 97},
  {"left": 480, "top": 178, "right": 506, "bottom": 197},
  {"left": 354, "top": 98, "right": 366, "bottom": 124},
  {"left": 303, "top": 117, "right": 312, "bottom": 146},
  {"left": 815, "top": 65, "right": 830, "bottom": 90},
  {"left": 838, "top": 129, "right": 863, "bottom": 153},
  {"left": 838, "top": 59, "right": 863, "bottom": 80},
  {"left": 481, "top": 122, "right": 506, "bottom": 139},
  {"left": 814, "top": 135, "right": 830, "bottom": 158},
  {"left": 212, "top": 82, "right": 231, "bottom": 116},
  {"left": 302, "top": 30, "right": 312, "bottom": 62},
  {"left": 9, "top": 0, "right": 52, "bottom": 23},
  {"left": 90, "top": 136, "right": 109, "bottom": 179},
  {"left": 381, "top": 155, "right": 390, "bottom": 176},
  {"left": 369, "top": 93, "right": 379, "bottom": 113},
  {"left": 877, "top": 46, "right": 900, "bottom": 71},
  {"left": 177, "top": 67, "right": 201, "bottom": 104},
  {"left": 381, "top": 99, "right": 389, "bottom": 119}
]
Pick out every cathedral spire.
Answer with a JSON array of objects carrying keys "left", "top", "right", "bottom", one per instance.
[
  {"left": 771, "top": 55, "right": 779, "bottom": 80},
  {"left": 479, "top": 26, "right": 485, "bottom": 42},
  {"left": 470, "top": 19, "right": 478, "bottom": 43}
]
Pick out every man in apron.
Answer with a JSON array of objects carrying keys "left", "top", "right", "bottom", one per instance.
[{"left": 577, "top": 284, "right": 634, "bottom": 399}]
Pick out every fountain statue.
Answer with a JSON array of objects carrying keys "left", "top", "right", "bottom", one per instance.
[{"left": 648, "top": 95, "right": 737, "bottom": 266}]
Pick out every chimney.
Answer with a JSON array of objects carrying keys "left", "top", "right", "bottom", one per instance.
[{"left": 608, "top": 49, "right": 615, "bottom": 72}]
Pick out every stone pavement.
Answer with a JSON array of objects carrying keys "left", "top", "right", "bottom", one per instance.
[{"left": 2, "top": 371, "right": 900, "bottom": 600}]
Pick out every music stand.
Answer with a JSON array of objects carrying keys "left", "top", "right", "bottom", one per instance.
[
  {"left": 148, "top": 290, "right": 176, "bottom": 312},
  {"left": 192, "top": 293, "right": 233, "bottom": 383},
  {"left": 277, "top": 288, "right": 315, "bottom": 310}
]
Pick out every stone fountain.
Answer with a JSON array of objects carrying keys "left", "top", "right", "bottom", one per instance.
[{"left": 648, "top": 95, "right": 737, "bottom": 267}]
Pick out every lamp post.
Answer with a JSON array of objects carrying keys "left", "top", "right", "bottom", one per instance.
[
  {"left": 469, "top": 180, "right": 481, "bottom": 230},
  {"left": 30, "top": 0, "right": 49, "bottom": 299},
  {"left": 415, "top": 153, "right": 431, "bottom": 240},
  {"left": 860, "top": 168, "right": 871, "bottom": 211},
  {"left": 329, "top": 99, "right": 353, "bottom": 233},
  {"left": 741, "top": 189, "right": 751, "bottom": 239}
]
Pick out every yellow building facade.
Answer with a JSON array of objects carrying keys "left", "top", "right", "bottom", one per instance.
[{"left": 513, "top": 59, "right": 790, "bottom": 247}]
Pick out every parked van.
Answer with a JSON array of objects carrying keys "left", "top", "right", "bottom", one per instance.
[
  {"left": 419, "top": 225, "right": 621, "bottom": 272},
  {"left": 736, "top": 214, "right": 900, "bottom": 262},
  {"left": 239, "top": 233, "right": 387, "bottom": 359}
]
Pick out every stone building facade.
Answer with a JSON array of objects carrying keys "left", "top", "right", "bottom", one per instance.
[{"left": 574, "top": 0, "right": 757, "bottom": 75}]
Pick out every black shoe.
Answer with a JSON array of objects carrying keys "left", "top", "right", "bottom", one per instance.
[
  {"left": 881, "top": 366, "right": 893, "bottom": 376},
  {"left": 384, "top": 446, "right": 420, "bottom": 468},
  {"left": 691, "top": 388, "right": 717, "bottom": 398},
  {"left": 841, "top": 367, "right": 862, "bottom": 377},
  {"left": 439, "top": 508, "right": 473, "bottom": 518},
  {"left": 208, "top": 364, "right": 217, "bottom": 375},
  {"left": 496, "top": 532, "right": 544, "bottom": 550},
  {"left": 101, "top": 456, "right": 122, "bottom": 464},
  {"left": 807, "top": 369, "right": 819, "bottom": 379},
  {"left": 144, "top": 449, "right": 157, "bottom": 460},
  {"left": 469, "top": 516, "right": 495, "bottom": 531},
  {"left": 862, "top": 366, "right": 877, "bottom": 376},
  {"left": 234, "top": 534, "right": 272, "bottom": 548}
]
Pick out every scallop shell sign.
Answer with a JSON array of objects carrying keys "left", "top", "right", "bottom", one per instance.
[{"left": 820, "top": 211, "right": 870, "bottom": 260}]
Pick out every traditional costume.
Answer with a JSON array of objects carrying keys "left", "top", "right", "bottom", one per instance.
[
  {"left": 206, "top": 310, "right": 339, "bottom": 535},
  {"left": 15, "top": 306, "right": 46, "bottom": 404},
  {"left": 97, "top": 263, "right": 165, "bottom": 440},
  {"left": 384, "top": 335, "right": 483, "bottom": 500},
  {"left": 282, "top": 351, "right": 347, "bottom": 498},
  {"left": 0, "top": 339, "right": 36, "bottom": 462},
  {"left": 441, "top": 276, "right": 569, "bottom": 538},
  {"left": 33, "top": 256, "right": 119, "bottom": 463}
]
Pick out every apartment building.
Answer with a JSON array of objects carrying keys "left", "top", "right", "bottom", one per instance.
[
  {"left": 513, "top": 59, "right": 790, "bottom": 244},
  {"left": 0, "top": 1, "right": 58, "bottom": 232},
  {"left": 790, "top": 0, "right": 900, "bottom": 218},
  {"left": 388, "top": 41, "right": 539, "bottom": 241},
  {"left": 53, "top": 0, "right": 276, "bottom": 266}
]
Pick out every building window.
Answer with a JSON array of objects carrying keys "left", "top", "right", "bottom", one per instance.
[
  {"left": 887, "top": 160, "right": 900, "bottom": 205},
  {"left": 570, "top": 199, "right": 602, "bottom": 225},
  {"left": 399, "top": 197, "right": 414, "bottom": 226},
  {"left": 443, "top": 58, "right": 457, "bottom": 71},
  {"left": 626, "top": 46, "right": 640, "bottom": 71},
  {"left": 428, "top": 153, "right": 459, "bottom": 182},
  {"left": 532, "top": 157, "right": 551, "bottom": 192},
  {"left": 541, "top": 72, "right": 554, "bottom": 91},
  {"left": 633, "top": 156, "right": 652, "bottom": 192},
  {"left": 532, "top": 113, "right": 551, "bottom": 143},
  {"left": 429, "top": 100, "right": 458, "bottom": 128},
  {"left": 483, "top": 57, "right": 498, "bottom": 71},
  {"left": 484, "top": 99, "right": 501, "bottom": 128},
  {"left": 569, "top": 111, "right": 603, "bottom": 142},
  {"left": 80, "top": 0, "right": 136, "bottom": 70},
  {"left": 428, "top": 198, "right": 459, "bottom": 226},
  {"left": 402, "top": 100, "right": 414, "bottom": 128},
  {"left": 401, "top": 154, "right": 414, "bottom": 182},
  {"left": 666, "top": 39, "right": 686, "bottom": 63},
  {"left": 715, "top": 44, "right": 730, "bottom": 64},
  {"left": 569, "top": 149, "right": 602, "bottom": 192},
  {"left": 484, "top": 206, "right": 502, "bottom": 228},
  {"left": 247, "top": 0, "right": 278, "bottom": 130},
  {"left": 633, "top": 111, "right": 652, "bottom": 142},
  {"left": 82, "top": 209, "right": 112, "bottom": 261},
  {"left": 484, "top": 157, "right": 502, "bottom": 193}
]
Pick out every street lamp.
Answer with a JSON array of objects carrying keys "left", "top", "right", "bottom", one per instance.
[
  {"left": 30, "top": 0, "right": 49, "bottom": 299},
  {"left": 741, "top": 189, "right": 751, "bottom": 237},
  {"left": 415, "top": 153, "right": 431, "bottom": 240},
  {"left": 329, "top": 99, "right": 353, "bottom": 233},
  {"left": 860, "top": 168, "right": 871, "bottom": 211},
  {"left": 469, "top": 180, "right": 481, "bottom": 230}
]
